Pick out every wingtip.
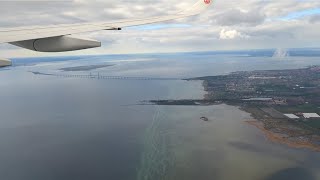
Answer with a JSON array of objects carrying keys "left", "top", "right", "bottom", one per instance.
[
  {"left": 204, "top": 0, "right": 213, "bottom": 6},
  {"left": 180, "top": 0, "right": 212, "bottom": 15}
]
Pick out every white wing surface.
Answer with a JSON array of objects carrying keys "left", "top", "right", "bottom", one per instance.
[{"left": 0, "top": 0, "right": 212, "bottom": 55}]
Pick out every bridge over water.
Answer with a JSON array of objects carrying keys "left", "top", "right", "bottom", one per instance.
[{"left": 31, "top": 71, "right": 181, "bottom": 81}]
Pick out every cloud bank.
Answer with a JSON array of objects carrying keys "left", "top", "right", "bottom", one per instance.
[{"left": 0, "top": 0, "right": 320, "bottom": 57}]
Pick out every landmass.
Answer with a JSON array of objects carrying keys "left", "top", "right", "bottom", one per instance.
[
  {"left": 149, "top": 66, "right": 320, "bottom": 151},
  {"left": 60, "top": 64, "right": 114, "bottom": 71}
]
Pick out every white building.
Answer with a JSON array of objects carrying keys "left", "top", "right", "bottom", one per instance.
[
  {"left": 284, "top": 114, "right": 300, "bottom": 119},
  {"left": 303, "top": 113, "right": 320, "bottom": 119}
]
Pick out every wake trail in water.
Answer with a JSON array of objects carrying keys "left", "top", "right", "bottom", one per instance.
[{"left": 137, "top": 106, "right": 175, "bottom": 180}]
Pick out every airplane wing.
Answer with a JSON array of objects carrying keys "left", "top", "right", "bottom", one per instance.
[{"left": 0, "top": 0, "right": 212, "bottom": 53}]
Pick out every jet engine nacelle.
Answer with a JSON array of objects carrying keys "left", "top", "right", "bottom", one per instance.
[
  {"left": 0, "top": 58, "right": 12, "bottom": 67},
  {"left": 10, "top": 35, "right": 101, "bottom": 52}
]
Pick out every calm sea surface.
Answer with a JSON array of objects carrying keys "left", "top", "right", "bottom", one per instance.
[{"left": 0, "top": 52, "right": 320, "bottom": 180}]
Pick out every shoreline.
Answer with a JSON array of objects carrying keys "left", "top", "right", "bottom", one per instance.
[{"left": 246, "top": 120, "right": 320, "bottom": 152}]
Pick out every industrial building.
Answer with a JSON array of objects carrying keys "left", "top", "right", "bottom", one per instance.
[{"left": 303, "top": 113, "right": 320, "bottom": 119}]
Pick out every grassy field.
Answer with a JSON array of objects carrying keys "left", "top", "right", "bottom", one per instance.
[
  {"left": 275, "top": 104, "right": 320, "bottom": 114},
  {"left": 303, "top": 119, "right": 320, "bottom": 129}
]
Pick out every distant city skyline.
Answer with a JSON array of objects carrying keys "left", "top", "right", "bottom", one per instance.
[{"left": 0, "top": 0, "right": 320, "bottom": 57}]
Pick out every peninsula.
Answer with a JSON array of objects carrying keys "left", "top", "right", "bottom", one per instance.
[{"left": 150, "top": 66, "right": 320, "bottom": 151}]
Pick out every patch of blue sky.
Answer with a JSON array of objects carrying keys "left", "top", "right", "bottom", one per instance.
[
  {"left": 279, "top": 8, "right": 320, "bottom": 20},
  {"left": 127, "top": 23, "right": 191, "bottom": 30}
]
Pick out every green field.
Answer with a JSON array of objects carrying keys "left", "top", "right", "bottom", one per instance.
[
  {"left": 275, "top": 104, "right": 320, "bottom": 114},
  {"left": 303, "top": 119, "right": 320, "bottom": 129}
]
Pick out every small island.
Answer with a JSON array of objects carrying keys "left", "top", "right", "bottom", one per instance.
[
  {"left": 200, "top": 117, "right": 209, "bottom": 122},
  {"left": 60, "top": 64, "right": 114, "bottom": 71}
]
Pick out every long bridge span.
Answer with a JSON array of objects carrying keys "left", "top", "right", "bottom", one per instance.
[{"left": 31, "top": 71, "right": 181, "bottom": 81}]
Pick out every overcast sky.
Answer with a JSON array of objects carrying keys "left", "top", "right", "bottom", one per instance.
[{"left": 0, "top": 0, "right": 320, "bottom": 57}]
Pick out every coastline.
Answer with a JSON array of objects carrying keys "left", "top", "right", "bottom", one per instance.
[{"left": 246, "top": 120, "right": 320, "bottom": 152}]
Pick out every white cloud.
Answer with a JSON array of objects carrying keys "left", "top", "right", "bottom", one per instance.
[
  {"left": 0, "top": 0, "right": 320, "bottom": 57},
  {"left": 214, "top": 9, "right": 266, "bottom": 26},
  {"left": 219, "top": 29, "right": 246, "bottom": 40}
]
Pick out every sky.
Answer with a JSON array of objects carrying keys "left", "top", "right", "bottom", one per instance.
[{"left": 0, "top": 0, "right": 320, "bottom": 57}]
